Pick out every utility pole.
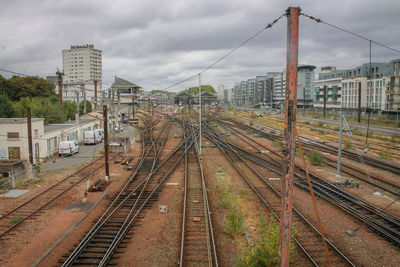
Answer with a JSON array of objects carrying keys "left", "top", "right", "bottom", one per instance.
[
  {"left": 112, "top": 88, "right": 116, "bottom": 131},
  {"left": 117, "top": 91, "right": 121, "bottom": 124},
  {"left": 132, "top": 96, "right": 135, "bottom": 118},
  {"left": 27, "top": 107, "right": 33, "bottom": 164},
  {"left": 103, "top": 105, "right": 110, "bottom": 179},
  {"left": 76, "top": 87, "right": 80, "bottom": 124},
  {"left": 94, "top": 80, "right": 98, "bottom": 111},
  {"left": 303, "top": 87, "right": 306, "bottom": 115},
  {"left": 56, "top": 69, "right": 64, "bottom": 105},
  {"left": 323, "top": 85, "right": 327, "bottom": 119},
  {"left": 83, "top": 84, "right": 87, "bottom": 114},
  {"left": 358, "top": 81, "right": 362, "bottom": 123},
  {"left": 199, "top": 74, "right": 202, "bottom": 155},
  {"left": 280, "top": 6, "right": 299, "bottom": 267}
]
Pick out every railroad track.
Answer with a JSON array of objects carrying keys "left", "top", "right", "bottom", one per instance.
[
  {"left": 323, "top": 157, "right": 400, "bottom": 196},
  {"left": 198, "top": 123, "right": 354, "bottom": 266},
  {"left": 226, "top": 116, "right": 400, "bottom": 175},
  {"left": 179, "top": 119, "right": 218, "bottom": 267},
  {"left": 219, "top": 119, "right": 400, "bottom": 197},
  {"left": 0, "top": 152, "right": 122, "bottom": 240},
  {"left": 209, "top": 120, "right": 400, "bottom": 247},
  {"left": 61, "top": 116, "right": 191, "bottom": 266}
]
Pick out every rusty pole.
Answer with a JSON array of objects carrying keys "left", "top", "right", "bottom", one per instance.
[
  {"left": 103, "top": 105, "right": 110, "bottom": 178},
  {"left": 280, "top": 6, "right": 300, "bottom": 267}
]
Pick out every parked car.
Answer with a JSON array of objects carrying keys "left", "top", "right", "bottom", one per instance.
[
  {"left": 58, "top": 141, "right": 79, "bottom": 156},
  {"left": 115, "top": 124, "right": 124, "bottom": 132},
  {"left": 83, "top": 131, "right": 102, "bottom": 145}
]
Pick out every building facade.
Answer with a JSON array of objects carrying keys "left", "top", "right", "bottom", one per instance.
[{"left": 62, "top": 44, "right": 102, "bottom": 103}]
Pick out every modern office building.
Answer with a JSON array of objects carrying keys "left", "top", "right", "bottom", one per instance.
[
  {"left": 297, "top": 65, "right": 316, "bottom": 109},
  {"left": 61, "top": 44, "right": 102, "bottom": 103}
]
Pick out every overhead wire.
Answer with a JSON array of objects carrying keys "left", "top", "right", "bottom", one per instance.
[
  {"left": 300, "top": 12, "right": 400, "bottom": 55},
  {"left": 161, "top": 13, "right": 286, "bottom": 91}
]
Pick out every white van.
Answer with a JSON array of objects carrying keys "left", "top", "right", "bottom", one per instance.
[
  {"left": 84, "top": 131, "right": 101, "bottom": 145},
  {"left": 58, "top": 141, "right": 79, "bottom": 156}
]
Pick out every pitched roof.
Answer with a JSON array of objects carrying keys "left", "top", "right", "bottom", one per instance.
[{"left": 111, "top": 76, "right": 141, "bottom": 88}]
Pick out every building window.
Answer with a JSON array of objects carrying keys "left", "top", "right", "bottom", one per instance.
[
  {"left": 7, "top": 132, "right": 19, "bottom": 140},
  {"left": 34, "top": 129, "right": 39, "bottom": 138}
]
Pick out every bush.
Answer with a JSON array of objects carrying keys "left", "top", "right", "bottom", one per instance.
[
  {"left": 216, "top": 177, "right": 237, "bottom": 209},
  {"left": 239, "top": 216, "right": 296, "bottom": 266},
  {"left": 224, "top": 208, "right": 245, "bottom": 235},
  {"left": 308, "top": 151, "right": 323, "bottom": 166},
  {"left": 270, "top": 130, "right": 276, "bottom": 135},
  {"left": 10, "top": 213, "right": 23, "bottom": 224}
]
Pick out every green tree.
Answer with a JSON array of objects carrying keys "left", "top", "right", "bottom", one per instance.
[
  {"left": 2, "top": 75, "right": 54, "bottom": 101},
  {"left": 79, "top": 100, "right": 92, "bottom": 114},
  {"left": 0, "top": 94, "right": 16, "bottom": 117},
  {"left": 186, "top": 85, "right": 215, "bottom": 95},
  {"left": 63, "top": 101, "right": 77, "bottom": 120}
]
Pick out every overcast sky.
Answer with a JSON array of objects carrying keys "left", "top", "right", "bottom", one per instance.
[{"left": 0, "top": 0, "right": 399, "bottom": 92}]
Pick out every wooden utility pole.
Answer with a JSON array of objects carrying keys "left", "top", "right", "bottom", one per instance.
[
  {"left": 103, "top": 105, "right": 110, "bottom": 178},
  {"left": 358, "top": 82, "right": 361, "bottom": 123},
  {"left": 132, "top": 96, "right": 136, "bottom": 117},
  {"left": 323, "top": 85, "right": 327, "bottom": 119},
  {"left": 280, "top": 6, "right": 299, "bottom": 267},
  {"left": 27, "top": 107, "right": 33, "bottom": 164},
  {"left": 56, "top": 69, "right": 64, "bottom": 106},
  {"left": 94, "top": 80, "right": 98, "bottom": 110}
]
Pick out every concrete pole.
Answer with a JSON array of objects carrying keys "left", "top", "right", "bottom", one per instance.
[
  {"left": 27, "top": 107, "right": 33, "bottom": 164},
  {"left": 323, "top": 85, "right": 327, "bottom": 119},
  {"left": 103, "top": 105, "right": 110, "bottom": 179},
  {"left": 199, "top": 74, "right": 202, "bottom": 155},
  {"left": 336, "top": 112, "right": 343, "bottom": 182},
  {"left": 280, "top": 7, "right": 299, "bottom": 267},
  {"left": 358, "top": 82, "right": 361, "bottom": 123}
]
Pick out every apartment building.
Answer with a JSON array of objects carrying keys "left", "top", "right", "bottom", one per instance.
[{"left": 62, "top": 44, "right": 102, "bottom": 103}]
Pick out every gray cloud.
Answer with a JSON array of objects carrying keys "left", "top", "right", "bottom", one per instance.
[{"left": 0, "top": 0, "right": 399, "bottom": 92}]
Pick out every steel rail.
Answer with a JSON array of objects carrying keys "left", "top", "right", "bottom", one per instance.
[
  {"left": 0, "top": 152, "right": 122, "bottom": 239},
  {"left": 202, "top": 123, "right": 354, "bottom": 266},
  {"left": 62, "top": 117, "right": 171, "bottom": 266},
  {"left": 210, "top": 121, "right": 400, "bottom": 247}
]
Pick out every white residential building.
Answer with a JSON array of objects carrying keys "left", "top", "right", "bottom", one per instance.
[
  {"left": 61, "top": 44, "right": 102, "bottom": 103},
  {"left": 0, "top": 117, "right": 100, "bottom": 162}
]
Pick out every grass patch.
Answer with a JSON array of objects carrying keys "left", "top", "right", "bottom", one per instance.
[
  {"left": 10, "top": 213, "right": 23, "bottom": 224},
  {"left": 308, "top": 150, "right": 323, "bottom": 166},
  {"left": 345, "top": 141, "right": 354, "bottom": 150},
  {"left": 239, "top": 188, "right": 249, "bottom": 198},
  {"left": 216, "top": 166, "right": 225, "bottom": 173},
  {"left": 270, "top": 130, "right": 276, "bottom": 135},
  {"left": 273, "top": 140, "right": 283, "bottom": 148},
  {"left": 239, "top": 216, "right": 296, "bottom": 266},
  {"left": 216, "top": 177, "right": 245, "bottom": 236},
  {"left": 380, "top": 150, "right": 392, "bottom": 160}
]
